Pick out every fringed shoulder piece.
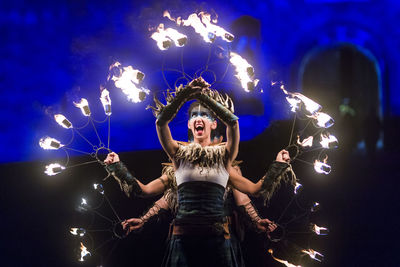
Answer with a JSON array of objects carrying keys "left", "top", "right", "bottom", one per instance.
[
  {"left": 259, "top": 162, "right": 297, "bottom": 205},
  {"left": 161, "top": 163, "right": 177, "bottom": 189},
  {"left": 160, "top": 163, "right": 178, "bottom": 215},
  {"left": 174, "top": 142, "right": 227, "bottom": 168}
]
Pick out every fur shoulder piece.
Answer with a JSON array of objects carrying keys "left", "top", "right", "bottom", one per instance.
[{"left": 174, "top": 142, "right": 227, "bottom": 168}]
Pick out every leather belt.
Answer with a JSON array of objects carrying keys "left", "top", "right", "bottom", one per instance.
[{"left": 171, "top": 222, "right": 231, "bottom": 240}]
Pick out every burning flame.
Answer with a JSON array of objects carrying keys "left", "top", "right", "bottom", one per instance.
[
  {"left": 108, "top": 62, "right": 149, "bottom": 103},
  {"left": 280, "top": 86, "right": 322, "bottom": 115},
  {"left": 73, "top": 98, "right": 91, "bottom": 116},
  {"left": 182, "top": 13, "right": 212, "bottom": 43},
  {"left": 151, "top": 23, "right": 187, "bottom": 50},
  {"left": 297, "top": 135, "right": 313, "bottom": 148},
  {"left": 54, "top": 114, "right": 73, "bottom": 129},
  {"left": 294, "top": 182, "right": 303, "bottom": 194},
  {"left": 311, "top": 224, "right": 329, "bottom": 235},
  {"left": 165, "top": 11, "right": 234, "bottom": 43},
  {"left": 301, "top": 249, "right": 324, "bottom": 262},
  {"left": 100, "top": 88, "right": 112, "bottom": 116},
  {"left": 230, "top": 52, "right": 259, "bottom": 92},
  {"left": 163, "top": 10, "right": 182, "bottom": 25},
  {"left": 93, "top": 183, "right": 104, "bottom": 194},
  {"left": 314, "top": 157, "right": 331, "bottom": 174},
  {"left": 70, "top": 228, "right": 86, "bottom": 237},
  {"left": 268, "top": 249, "right": 302, "bottom": 267},
  {"left": 79, "top": 242, "right": 91, "bottom": 262},
  {"left": 320, "top": 132, "right": 338, "bottom": 149},
  {"left": 39, "top": 137, "right": 63, "bottom": 150},
  {"left": 44, "top": 163, "right": 65, "bottom": 176},
  {"left": 198, "top": 12, "right": 234, "bottom": 42},
  {"left": 309, "top": 112, "right": 334, "bottom": 128}
]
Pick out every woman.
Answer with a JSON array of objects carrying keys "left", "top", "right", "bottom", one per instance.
[
  {"left": 105, "top": 78, "right": 292, "bottom": 266},
  {"left": 152, "top": 78, "right": 290, "bottom": 267}
]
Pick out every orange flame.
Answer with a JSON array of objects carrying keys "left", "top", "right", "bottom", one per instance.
[
  {"left": 230, "top": 52, "right": 259, "bottom": 92},
  {"left": 108, "top": 62, "right": 149, "bottom": 103},
  {"left": 268, "top": 249, "right": 302, "bottom": 267},
  {"left": 151, "top": 23, "right": 187, "bottom": 50},
  {"left": 280, "top": 86, "right": 321, "bottom": 115},
  {"left": 79, "top": 242, "right": 91, "bottom": 262}
]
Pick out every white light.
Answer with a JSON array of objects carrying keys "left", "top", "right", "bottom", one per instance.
[
  {"left": 320, "top": 133, "right": 338, "bottom": 149},
  {"left": 39, "top": 137, "right": 63, "bottom": 150},
  {"left": 310, "top": 112, "right": 334, "bottom": 128},
  {"left": 54, "top": 114, "right": 73, "bottom": 129},
  {"left": 70, "top": 228, "right": 86, "bottom": 237},
  {"left": 73, "top": 98, "right": 91, "bottom": 116},
  {"left": 44, "top": 163, "right": 65, "bottom": 176},
  {"left": 229, "top": 52, "right": 258, "bottom": 92},
  {"left": 301, "top": 249, "right": 324, "bottom": 262},
  {"left": 314, "top": 160, "right": 331, "bottom": 174},
  {"left": 93, "top": 183, "right": 104, "bottom": 195},
  {"left": 294, "top": 182, "right": 303, "bottom": 194},
  {"left": 100, "top": 89, "right": 112, "bottom": 116}
]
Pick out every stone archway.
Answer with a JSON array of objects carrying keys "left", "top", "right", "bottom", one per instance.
[{"left": 299, "top": 44, "right": 382, "bottom": 154}]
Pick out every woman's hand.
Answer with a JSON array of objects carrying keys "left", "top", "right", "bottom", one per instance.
[
  {"left": 121, "top": 218, "right": 144, "bottom": 235},
  {"left": 104, "top": 152, "right": 120, "bottom": 165},
  {"left": 275, "top": 149, "right": 290, "bottom": 163},
  {"left": 257, "top": 218, "right": 277, "bottom": 233}
]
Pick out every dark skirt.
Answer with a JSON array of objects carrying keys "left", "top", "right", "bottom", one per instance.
[{"left": 162, "top": 234, "right": 241, "bottom": 267}]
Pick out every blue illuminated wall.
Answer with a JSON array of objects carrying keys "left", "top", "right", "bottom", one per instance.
[{"left": 1, "top": 0, "right": 399, "bottom": 163}]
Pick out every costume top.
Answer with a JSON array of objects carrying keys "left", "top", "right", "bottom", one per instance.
[{"left": 173, "top": 142, "right": 229, "bottom": 225}]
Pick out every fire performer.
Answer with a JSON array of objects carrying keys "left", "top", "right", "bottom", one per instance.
[
  {"left": 104, "top": 77, "right": 293, "bottom": 267},
  {"left": 121, "top": 168, "right": 275, "bottom": 267}
]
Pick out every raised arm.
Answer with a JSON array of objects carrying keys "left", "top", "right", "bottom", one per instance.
[
  {"left": 149, "top": 82, "right": 201, "bottom": 159},
  {"left": 194, "top": 80, "right": 239, "bottom": 163},
  {"left": 104, "top": 152, "right": 170, "bottom": 197}
]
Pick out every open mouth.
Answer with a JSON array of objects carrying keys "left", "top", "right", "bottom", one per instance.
[{"left": 195, "top": 125, "right": 204, "bottom": 135}]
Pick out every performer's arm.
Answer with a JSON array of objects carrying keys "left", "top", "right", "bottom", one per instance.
[
  {"left": 122, "top": 197, "right": 169, "bottom": 234},
  {"left": 104, "top": 152, "right": 169, "bottom": 197},
  {"left": 153, "top": 82, "right": 201, "bottom": 160},
  {"left": 231, "top": 166, "right": 276, "bottom": 233},
  {"left": 228, "top": 150, "right": 291, "bottom": 198},
  {"left": 233, "top": 189, "right": 276, "bottom": 233},
  {"left": 194, "top": 78, "right": 239, "bottom": 163}
]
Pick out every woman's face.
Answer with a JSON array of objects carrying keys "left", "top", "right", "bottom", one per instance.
[{"left": 188, "top": 105, "right": 217, "bottom": 142}]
